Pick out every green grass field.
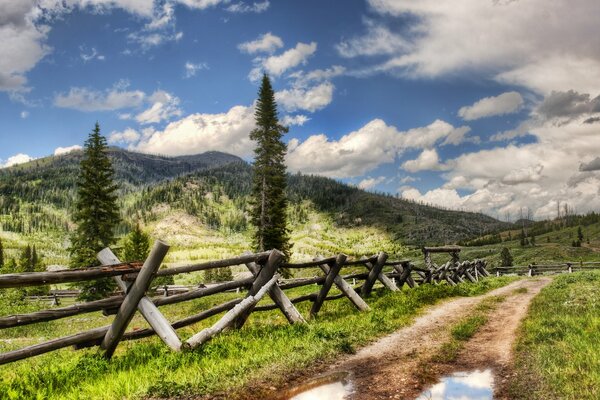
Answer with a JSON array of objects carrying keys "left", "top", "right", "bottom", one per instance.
[
  {"left": 0, "top": 277, "right": 515, "bottom": 399},
  {"left": 509, "top": 271, "right": 600, "bottom": 399}
]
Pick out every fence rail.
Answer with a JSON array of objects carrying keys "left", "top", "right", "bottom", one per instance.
[
  {"left": 0, "top": 241, "right": 490, "bottom": 365},
  {"left": 496, "top": 261, "right": 600, "bottom": 276}
]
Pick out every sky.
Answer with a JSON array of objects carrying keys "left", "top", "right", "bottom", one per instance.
[{"left": 1, "top": 0, "right": 600, "bottom": 221}]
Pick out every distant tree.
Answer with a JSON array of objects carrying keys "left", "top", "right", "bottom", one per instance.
[
  {"left": 18, "top": 245, "right": 33, "bottom": 272},
  {"left": 70, "top": 123, "right": 120, "bottom": 300},
  {"left": 500, "top": 247, "right": 513, "bottom": 267},
  {"left": 546, "top": 236, "right": 550, "bottom": 243},
  {"left": 121, "top": 224, "right": 150, "bottom": 262},
  {"left": 0, "top": 238, "right": 3, "bottom": 270},
  {"left": 520, "top": 228, "right": 527, "bottom": 247},
  {"left": 2, "top": 259, "right": 17, "bottom": 274},
  {"left": 577, "top": 226, "right": 584, "bottom": 242},
  {"left": 249, "top": 74, "right": 291, "bottom": 259},
  {"left": 530, "top": 235, "right": 536, "bottom": 246}
]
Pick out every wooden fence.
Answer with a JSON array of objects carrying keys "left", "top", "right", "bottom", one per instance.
[
  {"left": 0, "top": 241, "right": 490, "bottom": 365},
  {"left": 496, "top": 261, "right": 600, "bottom": 276}
]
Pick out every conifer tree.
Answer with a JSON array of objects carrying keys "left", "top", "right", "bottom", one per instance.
[
  {"left": 70, "top": 122, "right": 120, "bottom": 300},
  {"left": 0, "top": 239, "right": 3, "bottom": 270},
  {"left": 249, "top": 74, "right": 291, "bottom": 258},
  {"left": 18, "top": 245, "right": 33, "bottom": 272},
  {"left": 500, "top": 247, "right": 513, "bottom": 267},
  {"left": 121, "top": 223, "right": 150, "bottom": 262}
]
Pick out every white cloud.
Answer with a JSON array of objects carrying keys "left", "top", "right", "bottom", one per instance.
[
  {"left": 336, "top": 21, "right": 408, "bottom": 58},
  {"left": 251, "top": 42, "right": 317, "bottom": 80},
  {"left": 286, "top": 119, "right": 466, "bottom": 178},
  {"left": 281, "top": 114, "right": 309, "bottom": 126},
  {"left": 401, "top": 149, "right": 447, "bottom": 173},
  {"left": 135, "top": 90, "right": 182, "bottom": 124},
  {"left": 54, "top": 145, "right": 82, "bottom": 155},
  {"left": 458, "top": 92, "right": 524, "bottom": 121},
  {"left": 134, "top": 104, "right": 256, "bottom": 157},
  {"left": 184, "top": 61, "right": 208, "bottom": 78},
  {"left": 362, "top": 0, "right": 600, "bottom": 94},
  {"left": 402, "top": 186, "right": 465, "bottom": 210},
  {"left": 79, "top": 46, "right": 104, "bottom": 62},
  {"left": 275, "top": 82, "right": 334, "bottom": 112},
  {"left": 174, "top": 0, "right": 227, "bottom": 9},
  {"left": 288, "top": 65, "right": 345, "bottom": 87},
  {"left": 108, "top": 128, "right": 141, "bottom": 144},
  {"left": 20, "top": 111, "right": 29, "bottom": 119},
  {"left": 238, "top": 32, "right": 283, "bottom": 54},
  {"left": 226, "top": 1, "right": 269, "bottom": 13},
  {"left": 358, "top": 176, "right": 385, "bottom": 190},
  {"left": 1, "top": 153, "right": 33, "bottom": 168},
  {"left": 53, "top": 82, "right": 145, "bottom": 111},
  {"left": 127, "top": 30, "right": 183, "bottom": 50}
]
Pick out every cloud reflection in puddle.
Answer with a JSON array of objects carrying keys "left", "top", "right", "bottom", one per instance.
[{"left": 416, "top": 369, "right": 494, "bottom": 400}]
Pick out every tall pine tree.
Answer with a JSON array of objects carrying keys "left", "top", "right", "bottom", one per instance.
[
  {"left": 70, "top": 122, "right": 120, "bottom": 300},
  {"left": 249, "top": 74, "right": 291, "bottom": 258},
  {"left": 0, "top": 239, "right": 4, "bottom": 270}
]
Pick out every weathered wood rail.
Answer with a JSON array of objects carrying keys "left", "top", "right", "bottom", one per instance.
[
  {"left": 0, "top": 241, "right": 490, "bottom": 365},
  {"left": 496, "top": 261, "right": 600, "bottom": 276}
]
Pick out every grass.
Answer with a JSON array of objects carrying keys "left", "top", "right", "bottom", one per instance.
[
  {"left": 509, "top": 271, "right": 600, "bottom": 399},
  {"left": 0, "top": 277, "right": 516, "bottom": 399}
]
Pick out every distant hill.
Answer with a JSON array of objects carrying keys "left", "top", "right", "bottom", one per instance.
[{"left": 0, "top": 148, "right": 510, "bottom": 257}]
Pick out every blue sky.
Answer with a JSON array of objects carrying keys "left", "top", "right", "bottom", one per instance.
[{"left": 1, "top": 0, "right": 600, "bottom": 220}]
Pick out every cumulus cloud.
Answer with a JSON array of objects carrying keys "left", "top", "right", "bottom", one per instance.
[
  {"left": 358, "top": 176, "right": 385, "bottom": 190},
  {"left": 54, "top": 145, "right": 82, "bottom": 155},
  {"left": 360, "top": 0, "right": 600, "bottom": 94},
  {"left": 1, "top": 153, "right": 33, "bottom": 168},
  {"left": 288, "top": 65, "right": 346, "bottom": 86},
  {"left": 134, "top": 105, "right": 256, "bottom": 157},
  {"left": 336, "top": 21, "right": 409, "bottom": 58},
  {"left": 135, "top": 90, "right": 182, "bottom": 124},
  {"left": 281, "top": 114, "right": 309, "bottom": 126},
  {"left": 458, "top": 92, "right": 524, "bottom": 121},
  {"left": 536, "top": 90, "right": 600, "bottom": 120},
  {"left": 53, "top": 82, "right": 145, "bottom": 111},
  {"left": 238, "top": 32, "right": 283, "bottom": 54},
  {"left": 226, "top": 1, "right": 269, "bottom": 13},
  {"left": 184, "top": 61, "right": 208, "bottom": 78},
  {"left": 580, "top": 157, "right": 600, "bottom": 172},
  {"left": 401, "top": 149, "right": 447, "bottom": 173},
  {"left": 109, "top": 128, "right": 141, "bottom": 144},
  {"left": 286, "top": 119, "right": 467, "bottom": 178},
  {"left": 249, "top": 42, "right": 317, "bottom": 80},
  {"left": 275, "top": 82, "right": 334, "bottom": 112}
]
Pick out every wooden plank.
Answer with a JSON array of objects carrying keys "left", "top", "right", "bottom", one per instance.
[
  {"left": 361, "top": 252, "right": 389, "bottom": 296},
  {"left": 100, "top": 241, "right": 170, "bottom": 359},
  {"left": 0, "top": 263, "right": 142, "bottom": 289},
  {"left": 310, "top": 254, "right": 347, "bottom": 318},
  {"left": 316, "top": 257, "right": 370, "bottom": 312},
  {"left": 243, "top": 254, "right": 306, "bottom": 324},
  {"left": 98, "top": 247, "right": 182, "bottom": 352},
  {"left": 232, "top": 250, "right": 284, "bottom": 329},
  {"left": 186, "top": 274, "right": 279, "bottom": 349}
]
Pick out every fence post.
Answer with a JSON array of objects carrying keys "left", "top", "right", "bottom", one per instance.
[
  {"left": 315, "top": 256, "right": 370, "bottom": 312},
  {"left": 242, "top": 252, "right": 305, "bottom": 324},
  {"left": 310, "top": 254, "right": 347, "bottom": 318},
  {"left": 97, "top": 246, "right": 182, "bottom": 352},
  {"left": 100, "top": 240, "right": 169, "bottom": 359},
  {"left": 232, "top": 249, "right": 284, "bottom": 329},
  {"left": 361, "top": 252, "right": 391, "bottom": 296},
  {"left": 567, "top": 263, "right": 572, "bottom": 273},
  {"left": 528, "top": 264, "right": 533, "bottom": 277}
]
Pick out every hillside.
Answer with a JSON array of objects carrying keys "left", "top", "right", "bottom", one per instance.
[{"left": 0, "top": 148, "right": 510, "bottom": 267}]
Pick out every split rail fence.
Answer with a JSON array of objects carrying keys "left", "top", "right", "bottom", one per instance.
[
  {"left": 496, "top": 261, "right": 600, "bottom": 276},
  {"left": 0, "top": 242, "right": 490, "bottom": 365}
]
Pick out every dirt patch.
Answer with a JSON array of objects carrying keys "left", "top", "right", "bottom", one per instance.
[{"left": 255, "top": 277, "right": 551, "bottom": 400}]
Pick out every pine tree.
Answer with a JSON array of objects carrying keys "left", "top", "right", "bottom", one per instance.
[
  {"left": 577, "top": 226, "right": 584, "bottom": 242},
  {"left": 249, "top": 74, "right": 291, "bottom": 259},
  {"left": 18, "top": 245, "right": 33, "bottom": 272},
  {"left": 121, "top": 223, "right": 150, "bottom": 262},
  {"left": 519, "top": 228, "right": 526, "bottom": 247},
  {"left": 500, "top": 247, "right": 513, "bottom": 267},
  {"left": 0, "top": 239, "right": 3, "bottom": 270},
  {"left": 70, "top": 122, "right": 120, "bottom": 300}
]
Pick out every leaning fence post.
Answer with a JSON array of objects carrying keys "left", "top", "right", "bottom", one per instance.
[
  {"left": 310, "top": 254, "right": 347, "bottom": 318},
  {"left": 100, "top": 240, "right": 169, "bottom": 359},
  {"left": 97, "top": 246, "right": 182, "bottom": 352},
  {"left": 361, "top": 252, "right": 390, "bottom": 296},
  {"left": 232, "top": 249, "right": 284, "bottom": 329},
  {"left": 315, "top": 256, "right": 370, "bottom": 312}
]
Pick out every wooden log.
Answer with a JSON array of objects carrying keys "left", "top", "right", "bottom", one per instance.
[
  {"left": 154, "top": 278, "right": 254, "bottom": 307},
  {"left": 316, "top": 257, "right": 370, "bottom": 312},
  {"left": 279, "top": 276, "right": 325, "bottom": 289},
  {"left": 391, "top": 263, "right": 412, "bottom": 288},
  {"left": 153, "top": 252, "right": 271, "bottom": 277},
  {"left": 361, "top": 252, "right": 390, "bottom": 296},
  {"left": 243, "top": 253, "right": 305, "bottom": 324},
  {"left": 282, "top": 257, "right": 336, "bottom": 269},
  {"left": 342, "top": 256, "right": 378, "bottom": 266},
  {"left": 0, "top": 263, "right": 142, "bottom": 289},
  {"left": 98, "top": 247, "right": 182, "bottom": 353},
  {"left": 232, "top": 250, "right": 284, "bottom": 329},
  {"left": 186, "top": 274, "right": 279, "bottom": 349},
  {"left": 422, "top": 246, "right": 461, "bottom": 253},
  {"left": 100, "top": 241, "right": 170, "bottom": 359},
  {"left": 405, "top": 275, "right": 418, "bottom": 288},
  {"left": 310, "top": 254, "right": 347, "bottom": 318}
]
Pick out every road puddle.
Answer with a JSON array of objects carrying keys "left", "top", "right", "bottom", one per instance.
[
  {"left": 282, "top": 371, "right": 353, "bottom": 400},
  {"left": 415, "top": 369, "right": 494, "bottom": 400}
]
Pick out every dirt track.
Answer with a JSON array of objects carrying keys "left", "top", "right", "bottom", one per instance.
[{"left": 276, "top": 277, "right": 551, "bottom": 400}]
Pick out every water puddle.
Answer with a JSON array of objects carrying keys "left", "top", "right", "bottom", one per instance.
[
  {"left": 416, "top": 369, "right": 494, "bottom": 400},
  {"left": 282, "top": 371, "right": 353, "bottom": 400}
]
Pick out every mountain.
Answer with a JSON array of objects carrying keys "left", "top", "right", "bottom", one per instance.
[{"left": 0, "top": 148, "right": 510, "bottom": 265}]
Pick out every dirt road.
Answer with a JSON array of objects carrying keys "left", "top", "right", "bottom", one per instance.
[{"left": 276, "top": 277, "right": 551, "bottom": 400}]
